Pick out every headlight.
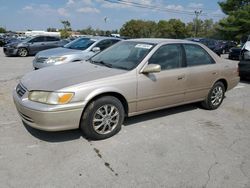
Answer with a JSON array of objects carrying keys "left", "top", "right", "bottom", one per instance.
[
  {"left": 28, "top": 91, "right": 74, "bottom": 105},
  {"left": 46, "top": 56, "right": 67, "bottom": 64}
]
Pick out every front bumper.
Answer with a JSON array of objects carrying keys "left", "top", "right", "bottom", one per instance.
[
  {"left": 13, "top": 88, "right": 86, "bottom": 131},
  {"left": 3, "top": 47, "right": 18, "bottom": 56}
]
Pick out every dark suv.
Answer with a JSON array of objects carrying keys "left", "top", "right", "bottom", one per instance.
[{"left": 3, "top": 36, "right": 67, "bottom": 57}]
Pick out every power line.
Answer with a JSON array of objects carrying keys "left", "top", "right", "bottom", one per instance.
[{"left": 103, "top": 0, "right": 224, "bottom": 18}]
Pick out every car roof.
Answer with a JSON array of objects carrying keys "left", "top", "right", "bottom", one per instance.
[
  {"left": 127, "top": 38, "right": 196, "bottom": 45},
  {"left": 81, "top": 36, "right": 122, "bottom": 41}
]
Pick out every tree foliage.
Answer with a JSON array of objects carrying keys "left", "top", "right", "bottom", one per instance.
[
  {"left": 0, "top": 27, "right": 6, "bottom": 33},
  {"left": 120, "top": 20, "right": 157, "bottom": 38},
  {"left": 120, "top": 19, "right": 220, "bottom": 39},
  {"left": 218, "top": 0, "right": 250, "bottom": 41},
  {"left": 47, "top": 28, "right": 57, "bottom": 32},
  {"left": 60, "top": 20, "right": 71, "bottom": 38}
]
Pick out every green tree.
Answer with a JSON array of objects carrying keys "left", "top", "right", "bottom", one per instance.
[
  {"left": 60, "top": 20, "right": 71, "bottom": 38},
  {"left": 47, "top": 28, "right": 57, "bottom": 32},
  {"left": 156, "top": 19, "right": 187, "bottom": 38},
  {"left": 218, "top": 0, "right": 250, "bottom": 41},
  {"left": 167, "top": 19, "right": 187, "bottom": 38},
  {"left": 120, "top": 20, "right": 157, "bottom": 38},
  {"left": 0, "top": 27, "right": 6, "bottom": 33}
]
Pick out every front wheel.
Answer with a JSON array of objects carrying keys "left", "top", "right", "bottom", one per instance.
[
  {"left": 201, "top": 82, "right": 225, "bottom": 110},
  {"left": 80, "top": 96, "right": 125, "bottom": 140},
  {"left": 17, "top": 48, "right": 28, "bottom": 57}
]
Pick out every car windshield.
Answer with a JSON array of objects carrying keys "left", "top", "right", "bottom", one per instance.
[
  {"left": 23, "top": 37, "right": 32, "bottom": 42},
  {"left": 90, "top": 41, "right": 155, "bottom": 70},
  {"left": 64, "top": 37, "right": 95, "bottom": 50}
]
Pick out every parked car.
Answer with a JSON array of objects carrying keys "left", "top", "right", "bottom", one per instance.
[
  {"left": 13, "top": 39, "right": 239, "bottom": 140},
  {"left": 32, "top": 36, "right": 121, "bottom": 69},
  {"left": 228, "top": 44, "right": 243, "bottom": 60},
  {"left": 3, "top": 36, "right": 67, "bottom": 57},
  {"left": 186, "top": 38, "right": 222, "bottom": 56},
  {"left": 218, "top": 41, "right": 237, "bottom": 54},
  {"left": 0, "top": 37, "right": 21, "bottom": 47},
  {"left": 0, "top": 37, "right": 5, "bottom": 47},
  {"left": 239, "top": 36, "right": 250, "bottom": 79}
]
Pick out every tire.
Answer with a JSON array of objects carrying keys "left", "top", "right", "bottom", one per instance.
[
  {"left": 80, "top": 96, "right": 125, "bottom": 140},
  {"left": 201, "top": 81, "right": 225, "bottom": 110},
  {"left": 17, "top": 47, "right": 28, "bottom": 57}
]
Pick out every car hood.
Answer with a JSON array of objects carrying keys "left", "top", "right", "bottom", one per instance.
[
  {"left": 37, "top": 47, "right": 84, "bottom": 57},
  {"left": 21, "top": 61, "right": 127, "bottom": 91},
  {"left": 6, "top": 41, "right": 20, "bottom": 46}
]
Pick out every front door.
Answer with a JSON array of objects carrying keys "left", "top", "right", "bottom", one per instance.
[
  {"left": 28, "top": 36, "right": 46, "bottom": 54},
  {"left": 137, "top": 44, "right": 186, "bottom": 112}
]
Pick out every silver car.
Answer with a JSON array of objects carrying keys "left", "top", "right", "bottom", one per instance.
[
  {"left": 13, "top": 39, "right": 239, "bottom": 140},
  {"left": 33, "top": 36, "right": 121, "bottom": 69}
]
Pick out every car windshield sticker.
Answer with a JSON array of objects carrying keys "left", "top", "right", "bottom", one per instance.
[{"left": 135, "top": 44, "right": 152, "bottom": 49}]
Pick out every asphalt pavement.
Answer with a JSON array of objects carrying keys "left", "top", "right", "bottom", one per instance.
[{"left": 0, "top": 49, "right": 249, "bottom": 188}]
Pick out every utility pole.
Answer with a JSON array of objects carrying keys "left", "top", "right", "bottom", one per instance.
[{"left": 194, "top": 10, "right": 202, "bottom": 37}]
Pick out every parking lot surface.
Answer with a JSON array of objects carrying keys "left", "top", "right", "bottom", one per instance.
[{"left": 0, "top": 49, "right": 249, "bottom": 188}]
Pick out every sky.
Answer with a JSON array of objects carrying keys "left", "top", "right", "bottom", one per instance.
[{"left": 0, "top": 0, "right": 225, "bottom": 31}]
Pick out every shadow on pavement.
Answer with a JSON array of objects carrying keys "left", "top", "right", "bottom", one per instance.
[
  {"left": 23, "top": 103, "right": 199, "bottom": 142},
  {"left": 23, "top": 122, "right": 83, "bottom": 142},
  {"left": 124, "top": 103, "right": 199, "bottom": 126},
  {"left": 240, "top": 79, "right": 250, "bottom": 84}
]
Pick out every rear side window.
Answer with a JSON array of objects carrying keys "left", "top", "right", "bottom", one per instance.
[
  {"left": 46, "top": 36, "right": 59, "bottom": 41},
  {"left": 183, "top": 44, "right": 215, "bottom": 66},
  {"left": 95, "top": 39, "right": 119, "bottom": 51},
  {"left": 148, "top": 44, "right": 182, "bottom": 70}
]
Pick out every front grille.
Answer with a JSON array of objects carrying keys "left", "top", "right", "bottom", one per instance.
[
  {"left": 16, "top": 83, "right": 26, "bottom": 98},
  {"left": 36, "top": 57, "right": 48, "bottom": 63}
]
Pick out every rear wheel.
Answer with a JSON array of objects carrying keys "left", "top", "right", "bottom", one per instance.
[
  {"left": 201, "top": 81, "right": 225, "bottom": 110},
  {"left": 80, "top": 96, "right": 125, "bottom": 140},
  {"left": 17, "top": 48, "right": 28, "bottom": 57}
]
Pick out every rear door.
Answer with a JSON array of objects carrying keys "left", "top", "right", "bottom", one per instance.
[
  {"left": 137, "top": 44, "right": 186, "bottom": 112},
  {"left": 45, "top": 36, "right": 61, "bottom": 49},
  {"left": 183, "top": 44, "right": 219, "bottom": 102},
  {"left": 28, "top": 36, "right": 47, "bottom": 54}
]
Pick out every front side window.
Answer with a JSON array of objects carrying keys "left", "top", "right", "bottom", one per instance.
[
  {"left": 90, "top": 41, "right": 154, "bottom": 70},
  {"left": 148, "top": 44, "right": 182, "bottom": 70},
  {"left": 46, "top": 37, "right": 59, "bottom": 41},
  {"left": 64, "top": 38, "right": 95, "bottom": 50},
  {"left": 30, "top": 36, "right": 45, "bottom": 43},
  {"left": 184, "top": 44, "right": 215, "bottom": 66}
]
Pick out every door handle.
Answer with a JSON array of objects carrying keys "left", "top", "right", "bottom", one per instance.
[{"left": 212, "top": 72, "right": 218, "bottom": 75}]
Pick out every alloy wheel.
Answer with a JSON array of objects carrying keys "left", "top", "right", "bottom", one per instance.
[
  {"left": 211, "top": 86, "right": 223, "bottom": 106},
  {"left": 92, "top": 104, "right": 119, "bottom": 135}
]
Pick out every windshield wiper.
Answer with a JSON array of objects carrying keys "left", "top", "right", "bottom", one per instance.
[{"left": 90, "top": 60, "right": 113, "bottom": 68}]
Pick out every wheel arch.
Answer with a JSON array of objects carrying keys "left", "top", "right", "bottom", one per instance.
[
  {"left": 79, "top": 90, "right": 129, "bottom": 127},
  {"left": 215, "top": 78, "right": 228, "bottom": 91}
]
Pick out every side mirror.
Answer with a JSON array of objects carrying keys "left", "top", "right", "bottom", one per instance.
[
  {"left": 142, "top": 64, "right": 161, "bottom": 74},
  {"left": 92, "top": 47, "right": 101, "bottom": 52}
]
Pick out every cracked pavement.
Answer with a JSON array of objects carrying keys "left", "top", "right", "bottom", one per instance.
[{"left": 0, "top": 50, "right": 249, "bottom": 188}]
